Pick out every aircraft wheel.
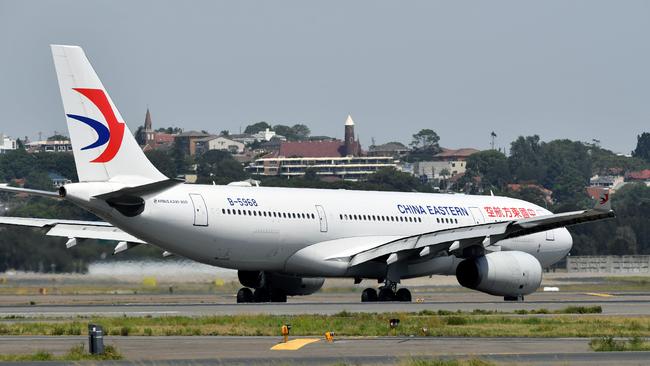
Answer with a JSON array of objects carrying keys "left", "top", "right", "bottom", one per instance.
[
  {"left": 361, "top": 288, "right": 378, "bottom": 302},
  {"left": 396, "top": 288, "right": 412, "bottom": 302},
  {"left": 236, "top": 288, "right": 254, "bottom": 303},
  {"left": 253, "top": 288, "right": 271, "bottom": 302},
  {"left": 270, "top": 290, "right": 287, "bottom": 303},
  {"left": 378, "top": 288, "right": 396, "bottom": 302}
]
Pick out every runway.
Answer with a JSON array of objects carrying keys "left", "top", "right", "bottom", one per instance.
[
  {"left": 0, "top": 336, "right": 649, "bottom": 365},
  {"left": 2, "top": 291, "right": 650, "bottom": 317}
]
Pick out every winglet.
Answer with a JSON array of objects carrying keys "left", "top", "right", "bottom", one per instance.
[{"left": 594, "top": 189, "right": 611, "bottom": 212}]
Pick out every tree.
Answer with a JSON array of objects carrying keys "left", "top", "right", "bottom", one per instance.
[
  {"left": 134, "top": 126, "right": 146, "bottom": 145},
  {"left": 462, "top": 150, "right": 511, "bottom": 191},
  {"left": 24, "top": 171, "right": 54, "bottom": 191},
  {"left": 291, "top": 124, "right": 311, "bottom": 140},
  {"left": 220, "top": 130, "right": 230, "bottom": 136},
  {"left": 363, "top": 167, "right": 424, "bottom": 192},
  {"left": 47, "top": 134, "right": 68, "bottom": 141},
  {"left": 244, "top": 122, "right": 271, "bottom": 135},
  {"left": 410, "top": 129, "right": 440, "bottom": 152},
  {"left": 145, "top": 150, "right": 177, "bottom": 178},
  {"left": 406, "top": 129, "right": 441, "bottom": 162},
  {"left": 195, "top": 150, "right": 248, "bottom": 184},
  {"left": 508, "top": 135, "right": 545, "bottom": 183},
  {"left": 272, "top": 125, "right": 293, "bottom": 139},
  {"left": 632, "top": 132, "right": 650, "bottom": 162}
]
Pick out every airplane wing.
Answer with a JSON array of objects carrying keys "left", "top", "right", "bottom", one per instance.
[
  {"left": 330, "top": 201, "right": 615, "bottom": 267},
  {"left": 0, "top": 217, "right": 146, "bottom": 244}
]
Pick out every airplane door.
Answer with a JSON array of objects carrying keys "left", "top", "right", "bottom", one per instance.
[
  {"left": 468, "top": 207, "right": 485, "bottom": 224},
  {"left": 189, "top": 193, "right": 208, "bottom": 226},
  {"left": 315, "top": 205, "right": 328, "bottom": 232}
]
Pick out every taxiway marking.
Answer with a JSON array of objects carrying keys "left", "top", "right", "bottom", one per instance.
[{"left": 271, "top": 338, "right": 320, "bottom": 350}]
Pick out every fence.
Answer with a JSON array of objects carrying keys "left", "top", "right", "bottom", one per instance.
[{"left": 566, "top": 256, "right": 650, "bottom": 273}]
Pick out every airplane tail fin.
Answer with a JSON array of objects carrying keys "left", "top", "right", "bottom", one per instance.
[
  {"left": 594, "top": 189, "right": 612, "bottom": 212},
  {"left": 50, "top": 45, "right": 166, "bottom": 183}
]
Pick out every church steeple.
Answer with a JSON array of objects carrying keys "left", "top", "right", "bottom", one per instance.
[
  {"left": 144, "top": 108, "right": 153, "bottom": 131},
  {"left": 143, "top": 108, "right": 154, "bottom": 145}
]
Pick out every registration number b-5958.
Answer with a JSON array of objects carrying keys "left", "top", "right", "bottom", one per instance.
[{"left": 227, "top": 198, "right": 258, "bottom": 207}]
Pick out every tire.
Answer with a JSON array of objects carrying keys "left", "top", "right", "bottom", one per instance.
[
  {"left": 270, "top": 291, "right": 287, "bottom": 303},
  {"left": 378, "top": 288, "right": 396, "bottom": 302},
  {"left": 395, "top": 288, "right": 412, "bottom": 302},
  {"left": 253, "top": 288, "right": 271, "bottom": 303},
  {"left": 236, "top": 288, "right": 254, "bottom": 303},
  {"left": 361, "top": 288, "right": 378, "bottom": 302}
]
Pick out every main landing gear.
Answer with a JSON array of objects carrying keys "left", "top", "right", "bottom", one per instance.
[
  {"left": 236, "top": 287, "right": 287, "bottom": 303},
  {"left": 361, "top": 283, "right": 412, "bottom": 302}
]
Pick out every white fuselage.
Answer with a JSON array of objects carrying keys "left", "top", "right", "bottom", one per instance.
[{"left": 66, "top": 183, "right": 573, "bottom": 278}]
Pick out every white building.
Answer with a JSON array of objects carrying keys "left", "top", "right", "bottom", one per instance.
[
  {"left": 0, "top": 133, "right": 17, "bottom": 153},
  {"left": 252, "top": 128, "right": 281, "bottom": 142},
  {"left": 194, "top": 136, "right": 246, "bottom": 155},
  {"left": 26, "top": 140, "right": 72, "bottom": 153},
  {"left": 412, "top": 161, "right": 467, "bottom": 181}
]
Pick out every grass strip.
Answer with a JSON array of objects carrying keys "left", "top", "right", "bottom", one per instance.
[
  {"left": 589, "top": 336, "right": 650, "bottom": 351},
  {"left": 1, "top": 309, "right": 649, "bottom": 338},
  {"left": 0, "top": 344, "right": 122, "bottom": 361}
]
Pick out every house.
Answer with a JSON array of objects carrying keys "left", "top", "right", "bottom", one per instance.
[
  {"left": 139, "top": 109, "right": 179, "bottom": 151},
  {"left": 0, "top": 133, "right": 17, "bottom": 153},
  {"left": 246, "top": 115, "right": 395, "bottom": 181},
  {"left": 589, "top": 175, "right": 626, "bottom": 193},
  {"left": 368, "top": 142, "right": 410, "bottom": 157},
  {"left": 507, "top": 183, "right": 554, "bottom": 204},
  {"left": 194, "top": 136, "right": 245, "bottom": 155},
  {"left": 432, "top": 148, "right": 480, "bottom": 162},
  {"left": 174, "top": 131, "right": 210, "bottom": 156},
  {"left": 48, "top": 172, "right": 71, "bottom": 188},
  {"left": 625, "top": 170, "right": 650, "bottom": 183},
  {"left": 26, "top": 139, "right": 72, "bottom": 153}
]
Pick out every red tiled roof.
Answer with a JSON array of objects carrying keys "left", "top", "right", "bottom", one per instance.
[
  {"left": 153, "top": 133, "right": 175, "bottom": 144},
  {"left": 435, "top": 148, "right": 480, "bottom": 158},
  {"left": 626, "top": 169, "right": 650, "bottom": 181},
  {"left": 277, "top": 140, "right": 346, "bottom": 158}
]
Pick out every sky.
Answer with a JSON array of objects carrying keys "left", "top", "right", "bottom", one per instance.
[{"left": 1, "top": 1, "right": 649, "bottom": 154}]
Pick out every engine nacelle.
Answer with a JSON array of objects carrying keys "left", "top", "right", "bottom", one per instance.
[
  {"left": 456, "top": 251, "right": 542, "bottom": 297},
  {"left": 237, "top": 270, "right": 324, "bottom": 296},
  {"left": 267, "top": 272, "right": 325, "bottom": 296}
]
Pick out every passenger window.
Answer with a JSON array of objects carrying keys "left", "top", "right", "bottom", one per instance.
[{"left": 339, "top": 214, "right": 343, "bottom": 220}]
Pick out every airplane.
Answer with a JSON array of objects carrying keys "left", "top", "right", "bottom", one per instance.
[{"left": 0, "top": 45, "right": 615, "bottom": 303}]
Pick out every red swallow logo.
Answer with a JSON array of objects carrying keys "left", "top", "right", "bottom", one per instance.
[
  {"left": 600, "top": 193, "right": 609, "bottom": 205},
  {"left": 68, "top": 88, "right": 125, "bottom": 163}
]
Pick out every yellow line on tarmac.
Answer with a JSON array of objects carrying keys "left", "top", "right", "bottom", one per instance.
[
  {"left": 584, "top": 292, "right": 614, "bottom": 297},
  {"left": 271, "top": 338, "right": 321, "bottom": 351}
]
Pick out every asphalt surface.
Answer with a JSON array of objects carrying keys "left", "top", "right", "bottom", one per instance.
[
  {"left": 2, "top": 292, "right": 650, "bottom": 365},
  {"left": 0, "top": 336, "right": 649, "bottom": 365},
  {"left": 2, "top": 291, "right": 650, "bottom": 317}
]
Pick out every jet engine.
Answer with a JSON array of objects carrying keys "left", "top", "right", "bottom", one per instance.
[
  {"left": 455, "top": 251, "right": 542, "bottom": 297},
  {"left": 238, "top": 270, "right": 324, "bottom": 296}
]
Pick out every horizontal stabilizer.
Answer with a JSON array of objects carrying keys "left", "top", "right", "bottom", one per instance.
[
  {"left": 0, "top": 184, "right": 60, "bottom": 199},
  {"left": 94, "top": 178, "right": 184, "bottom": 200}
]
